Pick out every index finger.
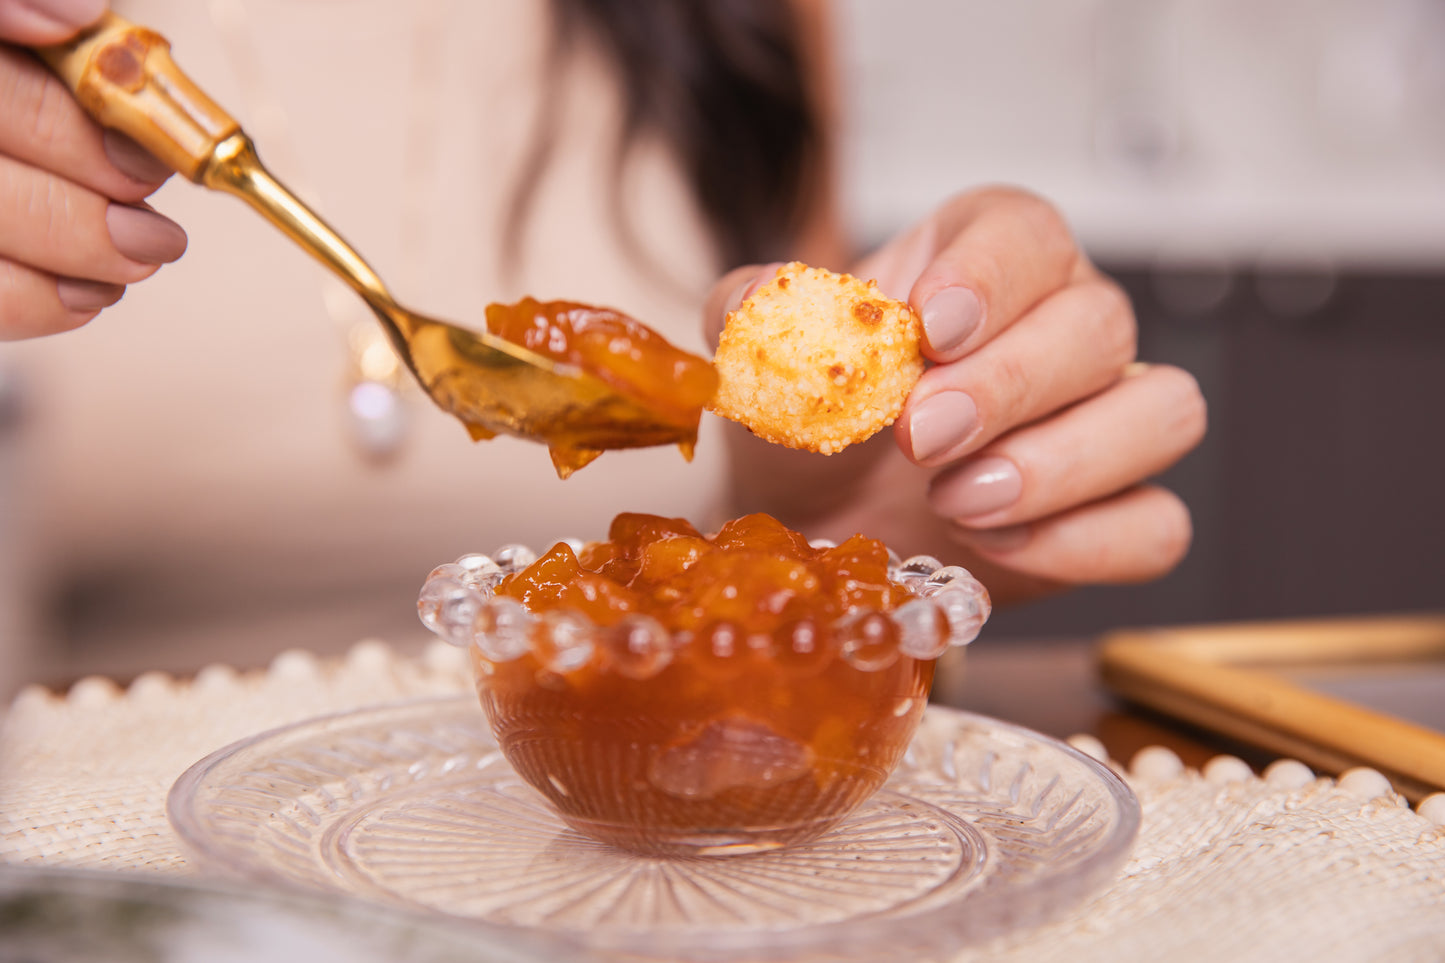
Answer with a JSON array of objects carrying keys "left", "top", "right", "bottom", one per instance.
[
  {"left": 0, "top": 0, "right": 106, "bottom": 45},
  {"left": 0, "top": 46, "right": 170, "bottom": 203},
  {"left": 906, "top": 186, "right": 1083, "bottom": 361}
]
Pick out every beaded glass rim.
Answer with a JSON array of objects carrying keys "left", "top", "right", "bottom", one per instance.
[{"left": 417, "top": 539, "right": 991, "bottom": 678}]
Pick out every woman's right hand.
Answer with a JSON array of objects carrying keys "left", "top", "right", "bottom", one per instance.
[{"left": 0, "top": 0, "right": 186, "bottom": 340}]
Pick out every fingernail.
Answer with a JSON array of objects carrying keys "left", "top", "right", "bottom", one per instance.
[
  {"left": 723, "top": 261, "right": 786, "bottom": 316},
  {"left": 103, "top": 130, "right": 173, "bottom": 184},
  {"left": 20, "top": 0, "right": 106, "bottom": 29},
  {"left": 952, "top": 523, "right": 1031, "bottom": 554},
  {"left": 908, "top": 391, "right": 979, "bottom": 462},
  {"left": 106, "top": 204, "right": 188, "bottom": 265},
  {"left": 57, "top": 278, "right": 125, "bottom": 312},
  {"left": 932, "top": 456, "right": 1022, "bottom": 519},
  {"left": 921, "top": 287, "right": 983, "bottom": 354}
]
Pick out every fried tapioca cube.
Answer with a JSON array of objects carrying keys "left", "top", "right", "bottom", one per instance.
[{"left": 709, "top": 262, "right": 925, "bottom": 454}]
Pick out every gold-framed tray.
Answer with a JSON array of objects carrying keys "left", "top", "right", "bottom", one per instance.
[{"left": 1099, "top": 613, "right": 1445, "bottom": 802}]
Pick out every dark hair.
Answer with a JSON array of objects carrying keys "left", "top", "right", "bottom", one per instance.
[{"left": 505, "top": 0, "right": 823, "bottom": 277}]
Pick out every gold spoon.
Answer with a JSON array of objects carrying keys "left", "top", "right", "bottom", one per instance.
[{"left": 39, "top": 14, "right": 701, "bottom": 474}]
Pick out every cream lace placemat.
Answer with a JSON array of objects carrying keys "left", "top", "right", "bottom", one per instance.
[{"left": 3, "top": 641, "right": 1444, "bottom": 962}]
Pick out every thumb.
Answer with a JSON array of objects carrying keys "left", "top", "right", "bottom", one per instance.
[
  {"left": 0, "top": 0, "right": 106, "bottom": 45},
  {"left": 702, "top": 262, "right": 784, "bottom": 350}
]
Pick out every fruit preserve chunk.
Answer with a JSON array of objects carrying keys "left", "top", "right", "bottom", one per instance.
[{"left": 497, "top": 511, "right": 914, "bottom": 636}]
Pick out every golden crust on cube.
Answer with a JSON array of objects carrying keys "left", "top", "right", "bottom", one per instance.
[{"left": 709, "top": 262, "right": 924, "bottom": 454}]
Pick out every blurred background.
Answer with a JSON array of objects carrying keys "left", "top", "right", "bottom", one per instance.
[{"left": 0, "top": 0, "right": 1442, "bottom": 693}]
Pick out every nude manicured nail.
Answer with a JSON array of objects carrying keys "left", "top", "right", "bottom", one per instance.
[
  {"left": 921, "top": 286, "right": 983, "bottom": 354},
  {"left": 103, "top": 130, "right": 173, "bottom": 184},
  {"left": 933, "top": 456, "right": 1022, "bottom": 519},
  {"left": 106, "top": 204, "right": 188, "bottom": 265},
  {"left": 908, "top": 391, "right": 979, "bottom": 462},
  {"left": 723, "top": 261, "right": 785, "bottom": 316},
  {"left": 21, "top": 0, "right": 106, "bottom": 29},
  {"left": 57, "top": 278, "right": 125, "bottom": 312}
]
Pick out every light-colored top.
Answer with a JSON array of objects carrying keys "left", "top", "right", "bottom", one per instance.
[{"left": 3, "top": 0, "right": 729, "bottom": 676}]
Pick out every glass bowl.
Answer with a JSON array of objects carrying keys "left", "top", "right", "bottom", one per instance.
[{"left": 417, "top": 515, "right": 990, "bottom": 857}]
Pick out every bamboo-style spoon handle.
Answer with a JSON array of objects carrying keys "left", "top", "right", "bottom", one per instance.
[
  {"left": 35, "top": 12, "right": 402, "bottom": 327},
  {"left": 37, "top": 12, "right": 238, "bottom": 182}
]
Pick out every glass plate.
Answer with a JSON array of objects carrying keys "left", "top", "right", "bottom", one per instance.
[{"left": 169, "top": 698, "right": 1138, "bottom": 961}]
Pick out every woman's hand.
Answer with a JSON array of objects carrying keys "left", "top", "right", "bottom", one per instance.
[
  {"left": 706, "top": 186, "right": 1206, "bottom": 606},
  {"left": 0, "top": 0, "right": 185, "bottom": 340}
]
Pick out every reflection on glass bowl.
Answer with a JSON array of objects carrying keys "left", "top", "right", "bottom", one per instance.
[{"left": 418, "top": 513, "right": 990, "bottom": 856}]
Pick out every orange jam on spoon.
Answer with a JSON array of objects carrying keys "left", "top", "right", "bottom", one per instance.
[{"left": 483, "top": 299, "right": 718, "bottom": 477}]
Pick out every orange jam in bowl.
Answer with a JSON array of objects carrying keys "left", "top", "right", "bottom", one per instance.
[{"left": 418, "top": 513, "right": 990, "bottom": 856}]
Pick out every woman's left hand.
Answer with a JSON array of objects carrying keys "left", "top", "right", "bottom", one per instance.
[{"left": 705, "top": 186, "right": 1207, "bottom": 606}]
